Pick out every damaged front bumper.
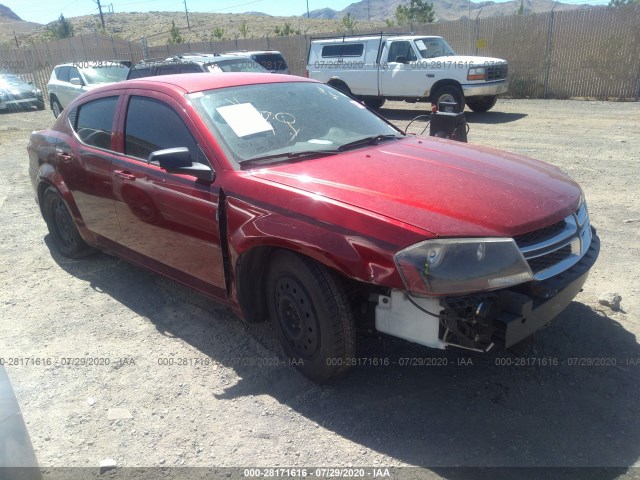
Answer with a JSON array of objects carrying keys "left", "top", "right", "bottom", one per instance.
[{"left": 375, "top": 229, "right": 600, "bottom": 351}]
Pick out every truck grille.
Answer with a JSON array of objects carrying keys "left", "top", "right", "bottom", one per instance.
[
  {"left": 487, "top": 64, "right": 508, "bottom": 81},
  {"left": 514, "top": 202, "right": 592, "bottom": 280}
]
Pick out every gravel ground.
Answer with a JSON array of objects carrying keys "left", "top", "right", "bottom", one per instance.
[{"left": 1, "top": 99, "right": 639, "bottom": 477}]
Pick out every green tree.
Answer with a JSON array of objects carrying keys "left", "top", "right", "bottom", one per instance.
[
  {"left": 396, "top": 0, "right": 435, "bottom": 28},
  {"left": 239, "top": 21, "right": 250, "bottom": 39},
  {"left": 342, "top": 13, "right": 358, "bottom": 33},
  {"left": 385, "top": 18, "right": 396, "bottom": 27},
  {"left": 608, "top": 0, "right": 638, "bottom": 5},
  {"left": 168, "top": 20, "right": 184, "bottom": 44},
  {"left": 517, "top": 0, "right": 524, "bottom": 14},
  {"left": 47, "top": 14, "right": 74, "bottom": 39},
  {"left": 211, "top": 27, "right": 225, "bottom": 40},
  {"left": 274, "top": 22, "right": 296, "bottom": 36}
]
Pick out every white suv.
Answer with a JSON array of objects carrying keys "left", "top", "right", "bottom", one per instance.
[{"left": 47, "top": 61, "right": 129, "bottom": 117}]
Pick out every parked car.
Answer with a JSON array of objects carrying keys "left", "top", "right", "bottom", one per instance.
[
  {"left": 0, "top": 74, "right": 44, "bottom": 112},
  {"left": 308, "top": 33, "right": 508, "bottom": 111},
  {"left": 47, "top": 61, "right": 129, "bottom": 117},
  {"left": 126, "top": 55, "right": 268, "bottom": 79},
  {"left": 28, "top": 73, "right": 599, "bottom": 383},
  {"left": 224, "top": 50, "right": 289, "bottom": 74}
]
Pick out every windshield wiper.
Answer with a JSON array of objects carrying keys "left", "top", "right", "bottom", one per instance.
[
  {"left": 338, "top": 134, "right": 402, "bottom": 152},
  {"left": 240, "top": 149, "right": 341, "bottom": 169}
]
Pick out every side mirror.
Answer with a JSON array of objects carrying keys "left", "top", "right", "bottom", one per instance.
[
  {"left": 27, "top": 81, "right": 34, "bottom": 86},
  {"left": 148, "top": 147, "right": 215, "bottom": 183},
  {"left": 394, "top": 56, "right": 407, "bottom": 64},
  {"left": 69, "top": 77, "right": 84, "bottom": 86}
]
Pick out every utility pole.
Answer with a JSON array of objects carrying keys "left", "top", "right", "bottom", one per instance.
[
  {"left": 94, "top": 0, "right": 105, "bottom": 29},
  {"left": 183, "top": 0, "right": 191, "bottom": 29},
  {"left": 306, "top": 0, "right": 310, "bottom": 18}
]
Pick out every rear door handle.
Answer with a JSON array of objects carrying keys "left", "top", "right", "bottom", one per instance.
[{"left": 114, "top": 170, "right": 136, "bottom": 181}]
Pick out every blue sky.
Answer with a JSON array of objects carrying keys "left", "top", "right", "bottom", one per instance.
[{"left": 3, "top": 0, "right": 608, "bottom": 25}]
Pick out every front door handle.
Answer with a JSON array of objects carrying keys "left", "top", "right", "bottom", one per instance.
[
  {"left": 114, "top": 170, "right": 136, "bottom": 181},
  {"left": 56, "top": 152, "right": 72, "bottom": 162}
]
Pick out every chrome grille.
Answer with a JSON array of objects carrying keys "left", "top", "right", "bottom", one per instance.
[
  {"left": 487, "top": 64, "right": 508, "bottom": 81},
  {"left": 515, "top": 202, "right": 591, "bottom": 281}
]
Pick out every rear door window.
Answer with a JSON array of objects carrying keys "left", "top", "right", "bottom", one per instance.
[{"left": 73, "top": 96, "right": 118, "bottom": 150}]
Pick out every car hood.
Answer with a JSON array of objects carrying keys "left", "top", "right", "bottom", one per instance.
[
  {"left": 249, "top": 136, "right": 581, "bottom": 238},
  {"left": 0, "top": 82, "right": 35, "bottom": 95}
]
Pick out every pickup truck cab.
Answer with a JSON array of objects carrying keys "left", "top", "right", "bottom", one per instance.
[{"left": 307, "top": 33, "right": 508, "bottom": 112}]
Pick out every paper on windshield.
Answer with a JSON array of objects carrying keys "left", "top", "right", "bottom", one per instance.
[{"left": 216, "top": 103, "right": 273, "bottom": 137}]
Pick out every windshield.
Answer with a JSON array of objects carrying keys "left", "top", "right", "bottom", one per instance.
[
  {"left": 82, "top": 64, "right": 129, "bottom": 84},
  {"left": 252, "top": 54, "right": 288, "bottom": 71},
  {"left": 415, "top": 38, "right": 457, "bottom": 58},
  {"left": 188, "top": 82, "right": 402, "bottom": 167},
  {"left": 206, "top": 59, "right": 267, "bottom": 73}
]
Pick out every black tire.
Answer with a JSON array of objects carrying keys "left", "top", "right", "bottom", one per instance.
[
  {"left": 42, "top": 187, "right": 93, "bottom": 258},
  {"left": 466, "top": 95, "right": 498, "bottom": 113},
  {"left": 432, "top": 85, "right": 465, "bottom": 113},
  {"left": 328, "top": 81, "right": 352, "bottom": 96},
  {"left": 50, "top": 96, "right": 62, "bottom": 118},
  {"left": 266, "top": 250, "right": 356, "bottom": 383},
  {"left": 363, "top": 97, "right": 386, "bottom": 110},
  {"left": 36, "top": 99, "right": 45, "bottom": 111}
]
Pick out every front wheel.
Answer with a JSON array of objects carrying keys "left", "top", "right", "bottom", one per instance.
[
  {"left": 466, "top": 95, "right": 498, "bottom": 113},
  {"left": 432, "top": 85, "right": 465, "bottom": 113},
  {"left": 266, "top": 250, "right": 356, "bottom": 383},
  {"left": 42, "top": 187, "right": 94, "bottom": 258},
  {"left": 50, "top": 96, "right": 62, "bottom": 118}
]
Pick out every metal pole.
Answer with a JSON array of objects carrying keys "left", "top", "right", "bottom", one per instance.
[
  {"left": 306, "top": 0, "right": 310, "bottom": 18},
  {"left": 543, "top": 1, "right": 558, "bottom": 99},
  {"left": 95, "top": 0, "right": 105, "bottom": 29},
  {"left": 183, "top": 0, "right": 191, "bottom": 29},
  {"left": 468, "top": 0, "right": 472, "bottom": 54}
]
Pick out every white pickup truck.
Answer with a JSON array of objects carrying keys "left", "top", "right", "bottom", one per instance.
[{"left": 307, "top": 33, "right": 508, "bottom": 112}]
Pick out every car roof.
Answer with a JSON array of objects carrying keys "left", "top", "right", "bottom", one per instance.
[
  {"left": 54, "top": 61, "right": 127, "bottom": 68},
  {"left": 103, "top": 72, "right": 314, "bottom": 94},
  {"left": 166, "top": 54, "right": 252, "bottom": 63}
]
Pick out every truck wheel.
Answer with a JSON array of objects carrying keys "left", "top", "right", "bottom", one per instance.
[
  {"left": 266, "top": 250, "right": 356, "bottom": 383},
  {"left": 432, "top": 86, "right": 465, "bottom": 112},
  {"left": 466, "top": 95, "right": 498, "bottom": 113},
  {"left": 50, "top": 96, "right": 62, "bottom": 118},
  {"left": 328, "top": 81, "right": 352, "bottom": 97},
  {"left": 42, "top": 187, "right": 94, "bottom": 258},
  {"left": 363, "top": 97, "right": 386, "bottom": 110}
]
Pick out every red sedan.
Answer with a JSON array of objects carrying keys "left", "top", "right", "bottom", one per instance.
[{"left": 28, "top": 73, "right": 599, "bottom": 382}]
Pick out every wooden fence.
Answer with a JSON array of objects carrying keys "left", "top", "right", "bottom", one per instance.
[{"left": 1, "top": 5, "right": 638, "bottom": 103}]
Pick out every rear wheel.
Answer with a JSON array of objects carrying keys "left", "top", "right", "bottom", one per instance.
[
  {"left": 266, "top": 250, "right": 355, "bottom": 383},
  {"left": 466, "top": 95, "right": 498, "bottom": 112},
  {"left": 42, "top": 187, "right": 93, "bottom": 258},
  {"left": 432, "top": 85, "right": 465, "bottom": 113},
  {"left": 363, "top": 97, "right": 386, "bottom": 110},
  {"left": 328, "top": 81, "right": 352, "bottom": 97},
  {"left": 50, "top": 96, "right": 62, "bottom": 118}
]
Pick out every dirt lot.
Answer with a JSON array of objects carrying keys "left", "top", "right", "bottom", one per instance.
[{"left": 1, "top": 99, "right": 639, "bottom": 478}]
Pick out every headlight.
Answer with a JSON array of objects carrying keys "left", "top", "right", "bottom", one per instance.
[
  {"left": 467, "top": 67, "right": 486, "bottom": 81},
  {"left": 394, "top": 238, "right": 533, "bottom": 296}
]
